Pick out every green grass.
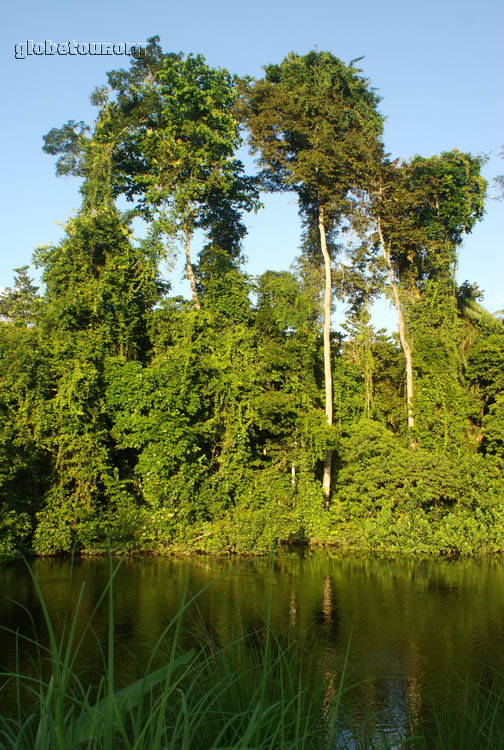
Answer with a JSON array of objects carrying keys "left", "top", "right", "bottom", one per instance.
[
  {"left": 2, "top": 556, "right": 504, "bottom": 749},
  {"left": 407, "top": 670, "right": 504, "bottom": 750},
  {"left": 0, "top": 557, "right": 348, "bottom": 749}
]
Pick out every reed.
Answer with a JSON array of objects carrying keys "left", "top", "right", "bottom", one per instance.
[
  {"left": 0, "top": 557, "right": 347, "bottom": 749},
  {"left": 407, "top": 670, "right": 504, "bottom": 750}
]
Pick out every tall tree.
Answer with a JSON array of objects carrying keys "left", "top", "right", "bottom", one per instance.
[
  {"left": 43, "top": 42, "right": 260, "bottom": 309},
  {"left": 109, "top": 53, "right": 260, "bottom": 306},
  {"left": 241, "top": 51, "right": 383, "bottom": 503},
  {"left": 374, "top": 151, "right": 486, "bottom": 437}
]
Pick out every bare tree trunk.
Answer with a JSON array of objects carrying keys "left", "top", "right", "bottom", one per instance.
[
  {"left": 364, "top": 348, "right": 372, "bottom": 418},
  {"left": 184, "top": 229, "right": 200, "bottom": 309},
  {"left": 319, "top": 206, "right": 333, "bottom": 506},
  {"left": 377, "top": 217, "right": 415, "bottom": 432}
]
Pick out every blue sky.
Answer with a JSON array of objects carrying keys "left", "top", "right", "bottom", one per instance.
[{"left": 3, "top": 0, "right": 503, "bottom": 331}]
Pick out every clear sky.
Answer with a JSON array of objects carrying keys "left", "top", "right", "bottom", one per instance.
[{"left": 3, "top": 0, "right": 503, "bottom": 331}]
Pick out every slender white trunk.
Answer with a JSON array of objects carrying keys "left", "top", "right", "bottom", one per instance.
[
  {"left": 319, "top": 206, "right": 333, "bottom": 506},
  {"left": 377, "top": 217, "right": 415, "bottom": 431},
  {"left": 291, "top": 439, "right": 297, "bottom": 505},
  {"left": 184, "top": 230, "right": 200, "bottom": 309}
]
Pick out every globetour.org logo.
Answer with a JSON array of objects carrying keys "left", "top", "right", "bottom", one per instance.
[{"left": 14, "top": 40, "right": 146, "bottom": 60}]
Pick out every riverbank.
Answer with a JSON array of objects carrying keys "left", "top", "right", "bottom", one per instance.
[{"left": 3, "top": 470, "right": 504, "bottom": 563}]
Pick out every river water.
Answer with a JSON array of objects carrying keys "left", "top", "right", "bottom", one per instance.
[{"left": 1, "top": 552, "right": 504, "bottom": 737}]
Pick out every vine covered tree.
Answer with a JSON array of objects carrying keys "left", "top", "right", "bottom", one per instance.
[
  {"left": 44, "top": 42, "right": 260, "bottom": 309},
  {"left": 374, "top": 151, "right": 486, "bottom": 438},
  {"left": 241, "top": 50, "right": 383, "bottom": 503}
]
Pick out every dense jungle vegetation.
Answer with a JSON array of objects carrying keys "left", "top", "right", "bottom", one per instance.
[{"left": 1, "top": 37, "right": 503, "bottom": 558}]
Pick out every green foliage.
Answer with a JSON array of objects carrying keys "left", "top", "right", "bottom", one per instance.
[
  {"left": 42, "top": 119, "right": 91, "bottom": 177},
  {"left": 407, "top": 279, "right": 478, "bottom": 453},
  {"left": 2, "top": 42, "right": 502, "bottom": 557},
  {"left": 0, "top": 266, "right": 41, "bottom": 326},
  {"left": 377, "top": 152, "right": 486, "bottom": 289},
  {"left": 329, "top": 419, "right": 504, "bottom": 555},
  {"left": 242, "top": 50, "right": 383, "bottom": 209},
  {"left": 105, "top": 51, "right": 260, "bottom": 244},
  {"left": 467, "top": 326, "right": 504, "bottom": 407},
  {"left": 34, "top": 204, "right": 165, "bottom": 361},
  {"left": 105, "top": 355, "right": 203, "bottom": 517},
  {"left": 0, "top": 323, "right": 51, "bottom": 556},
  {"left": 482, "top": 397, "right": 504, "bottom": 456}
]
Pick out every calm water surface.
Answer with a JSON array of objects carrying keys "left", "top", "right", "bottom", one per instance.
[{"left": 2, "top": 553, "right": 504, "bottom": 734}]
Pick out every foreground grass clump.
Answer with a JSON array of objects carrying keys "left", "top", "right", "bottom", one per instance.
[
  {"left": 0, "top": 558, "right": 346, "bottom": 749},
  {"left": 408, "top": 672, "right": 504, "bottom": 750}
]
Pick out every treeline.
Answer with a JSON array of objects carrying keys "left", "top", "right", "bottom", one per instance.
[{"left": 1, "top": 37, "right": 504, "bottom": 557}]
